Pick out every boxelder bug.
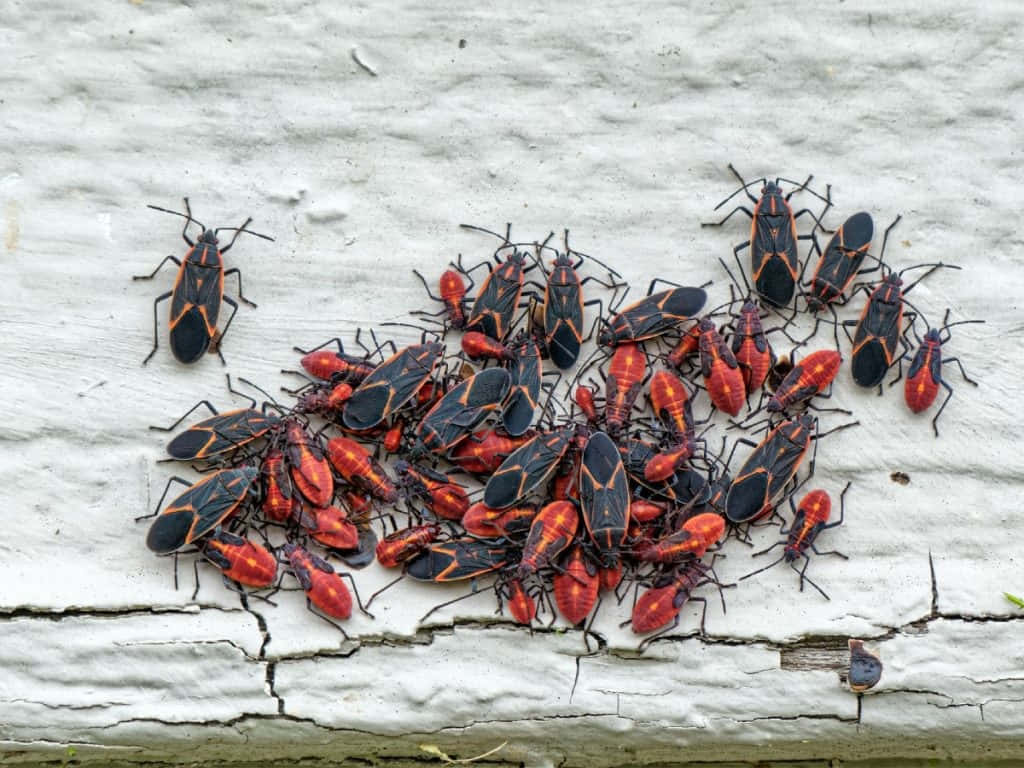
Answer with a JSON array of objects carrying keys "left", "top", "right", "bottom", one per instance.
[
  {"left": 701, "top": 164, "right": 831, "bottom": 308},
  {"left": 843, "top": 233, "right": 960, "bottom": 390},
  {"left": 740, "top": 483, "right": 850, "bottom": 600},
  {"left": 261, "top": 448, "right": 299, "bottom": 522},
  {"left": 195, "top": 529, "right": 278, "bottom": 600},
  {"left": 537, "top": 230, "right": 622, "bottom": 369},
  {"left": 153, "top": 399, "right": 279, "bottom": 463},
  {"left": 292, "top": 333, "right": 381, "bottom": 383},
  {"left": 410, "top": 367, "right": 511, "bottom": 457},
  {"left": 724, "top": 414, "right": 855, "bottom": 525},
  {"left": 394, "top": 460, "right": 470, "bottom": 520},
  {"left": 598, "top": 281, "right": 708, "bottom": 347},
  {"left": 766, "top": 349, "right": 843, "bottom": 414},
  {"left": 804, "top": 211, "right": 876, "bottom": 312},
  {"left": 448, "top": 428, "right": 535, "bottom": 475},
  {"left": 283, "top": 543, "right": 370, "bottom": 630},
  {"left": 142, "top": 467, "right": 258, "bottom": 554},
  {"left": 604, "top": 341, "right": 648, "bottom": 436},
  {"left": 634, "top": 512, "right": 725, "bottom": 564},
  {"left": 462, "top": 501, "right": 537, "bottom": 538},
  {"left": 501, "top": 331, "right": 545, "bottom": 437},
  {"left": 376, "top": 523, "right": 442, "bottom": 568},
  {"left": 326, "top": 436, "right": 398, "bottom": 502},
  {"left": 579, "top": 431, "right": 630, "bottom": 566},
  {"left": 629, "top": 557, "right": 727, "bottom": 648},
  {"left": 459, "top": 223, "right": 537, "bottom": 340},
  {"left": 406, "top": 538, "right": 511, "bottom": 582},
  {"left": 300, "top": 504, "right": 360, "bottom": 551},
  {"left": 553, "top": 543, "right": 600, "bottom": 625},
  {"left": 899, "top": 309, "right": 983, "bottom": 436},
  {"left": 515, "top": 499, "right": 580, "bottom": 579},
  {"left": 342, "top": 342, "right": 445, "bottom": 431},
  {"left": 411, "top": 267, "right": 472, "bottom": 331},
  {"left": 460, "top": 331, "right": 512, "bottom": 361},
  {"left": 134, "top": 198, "right": 273, "bottom": 365},
  {"left": 484, "top": 427, "right": 574, "bottom": 509},
  {"left": 698, "top": 316, "right": 746, "bottom": 417}
]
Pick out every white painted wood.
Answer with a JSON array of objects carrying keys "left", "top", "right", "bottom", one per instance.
[{"left": 1, "top": 0, "right": 1022, "bottom": 765}]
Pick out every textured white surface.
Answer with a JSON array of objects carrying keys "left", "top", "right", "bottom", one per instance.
[{"left": 2, "top": 0, "right": 1023, "bottom": 765}]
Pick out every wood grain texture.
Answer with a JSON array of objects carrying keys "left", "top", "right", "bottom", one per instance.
[{"left": 1, "top": 0, "right": 1022, "bottom": 765}]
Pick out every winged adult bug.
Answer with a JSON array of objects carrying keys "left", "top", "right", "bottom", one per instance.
[
  {"left": 342, "top": 341, "right": 445, "bottom": 431},
  {"left": 579, "top": 431, "right": 630, "bottom": 565},
  {"left": 899, "top": 309, "right": 983, "bottom": 436},
  {"left": 634, "top": 512, "right": 725, "bottom": 564},
  {"left": 411, "top": 267, "right": 472, "bottom": 332},
  {"left": 134, "top": 198, "right": 273, "bottom": 365},
  {"left": 766, "top": 349, "right": 844, "bottom": 414},
  {"left": 844, "top": 249, "right": 960, "bottom": 390},
  {"left": 724, "top": 415, "right": 855, "bottom": 525},
  {"left": 702, "top": 164, "right": 831, "bottom": 308},
  {"left": 194, "top": 529, "right": 278, "bottom": 600},
  {"left": 459, "top": 223, "right": 538, "bottom": 340},
  {"left": 536, "top": 230, "right": 623, "bottom": 369},
  {"left": 448, "top": 428, "right": 535, "bottom": 475},
  {"left": 406, "top": 538, "right": 511, "bottom": 582},
  {"left": 740, "top": 483, "right": 850, "bottom": 600},
  {"left": 411, "top": 367, "right": 511, "bottom": 456},
  {"left": 153, "top": 400, "right": 279, "bottom": 462},
  {"left": 698, "top": 317, "right": 746, "bottom": 417},
  {"left": 376, "top": 523, "right": 443, "bottom": 568},
  {"left": 326, "top": 437, "right": 398, "bottom": 502},
  {"left": 502, "top": 331, "right": 544, "bottom": 437},
  {"left": 394, "top": 461, "right": 470, "bottom": 520},
  {"left": 553, "top": 543, "right": 600, "bottom": 625},
  {"left": 515, "top": 499, "right": 580, "bottom": 579},
  {"left": 805, "top": 212, "right": 877, "bottom": 311},
  {"left": 484, "top": 427, "right": 574, "bottom": 509},
  {"left": 142, "top": 467, "right": 259, "bottom": 554},
  {"left": 598, "top": 280, "right": 708, "bottom": 347},
  {"left": 604, "top": 341, "right": 648, "bottom": 436}
]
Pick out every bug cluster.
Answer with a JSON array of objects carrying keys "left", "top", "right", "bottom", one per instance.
[{"left": 138, "top": 170, "right": 980, "bottom": 648}]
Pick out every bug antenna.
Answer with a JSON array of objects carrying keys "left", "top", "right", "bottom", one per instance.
[
  {"left": 236, "top": 376, "right": 282, "bottom": 409},
  {"left": 214, "top": 224, "right": 275, "bottom": 242},
  {"left": 147, "top": 203, "right": 206, "bottom": 232},
  {"left": 739, "top": 553, "right": 787, "bottom": 581}
]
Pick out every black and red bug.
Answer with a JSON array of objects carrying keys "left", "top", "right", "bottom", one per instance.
[
  {"left": 141, "top": 467, "right": 259, "bottom": 554},
  {"left": 283, "top": 543, "right": 370, "bottom": 630},
  {"left": 740, "top": 483, "right": 850, "bottom": 600},
  {"left": 501, "top": 331, "right": 545, "bottom": 438},
  {"left": 899, "top": 309, "right": 983, "bottom": 436},
  {"left": 766, "top": 349, "right": 843, "bottom": 414},
  {"left": 395, "top": 461, "right": 470, "bottom": 521},
  {"left": 553, "top": 542, "right": 600, "bottom": 626},
  {"left": 406, "top": 538, "right": 512, "bottom": 582},
  {"left": 410, "top": 367, "right": 512, "bottom": 457},
  {"left": 629, "top": 557, "right": 727, "bottom": 649},
  {"left": 804, "top": 211, "right": 877, "bottom": 314},
  {"left": 341, "top": 342, "right": 445, "bottom": 431},
  {"left": 153, "top": 398, "right": 279, "bottom": 463},
  {"left": 448, "top": 428, "right": 535, "bottom": 475},
  {"left": 483, "top": 427, "right": 574, "bottom": 509},
  {"left": 291, "top": 332, "right": 382, "bottom": 384},
  {"left": 195, "top": 529, "right": 278, "bottom": 600},
  {"left": 701, "top": 164, "right": 831, "bottom": 308},
  {"left": 598, "top": 280, "right": 708, "bottom": 347},
  {"left": 724, "top": 415, "right": 855, "bottom": 525},
  {"left": 462, "top": 501, "right": 538, "bottom": 538},
  {"left": 698, "top": 316, "right": 746, "bottom": 417},
  {"left": 841, "top": 227, "right": 960, "bottom": 390},
  {"left": 536, "top": 230, "right": 622, "bottom": 369},
  {"left": 459, "top": 223, "right": 537, "bottom": 340},
  {"left": 578, "top": 431, "right": 630, "bottom": 566},
  {"left": 375, "top": 523, "right": 443, "bottom": 568},
  {"left": 515, "top": 499, "right": 580, "bottom": 579},
  {"left": 134, "top": 198, "right": 273, "bottom": 365},
  {"left": 326, "top": 436, "right": 399, "bottom": 502},
  {"left": 261, "top": 448, "right": 299, "bottom": 522},
  {"left": 411, "top": 266, "right": 473, "bottom": 331},
  {"left": 634, "top": 512, "right": 725, "bottom": 564},
  {"left": 604, "top": 341, "right": 648, "bottom": 436}
]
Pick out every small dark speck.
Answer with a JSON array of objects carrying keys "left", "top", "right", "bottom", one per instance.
[
  {"left": 129, "top": 29, "right": 134, "bottom": 34},
  {"left": 227, "top": 38, "right": 233, "bottom": 43},
  {"left": 459, "top": 39, "right": 467, "bottom": 48},
  {"left": 890, "top": 471, "right": 910, "bottom": 485},
  {"left": 55, "top": 529, "right": 60, "bottom": 535}
]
